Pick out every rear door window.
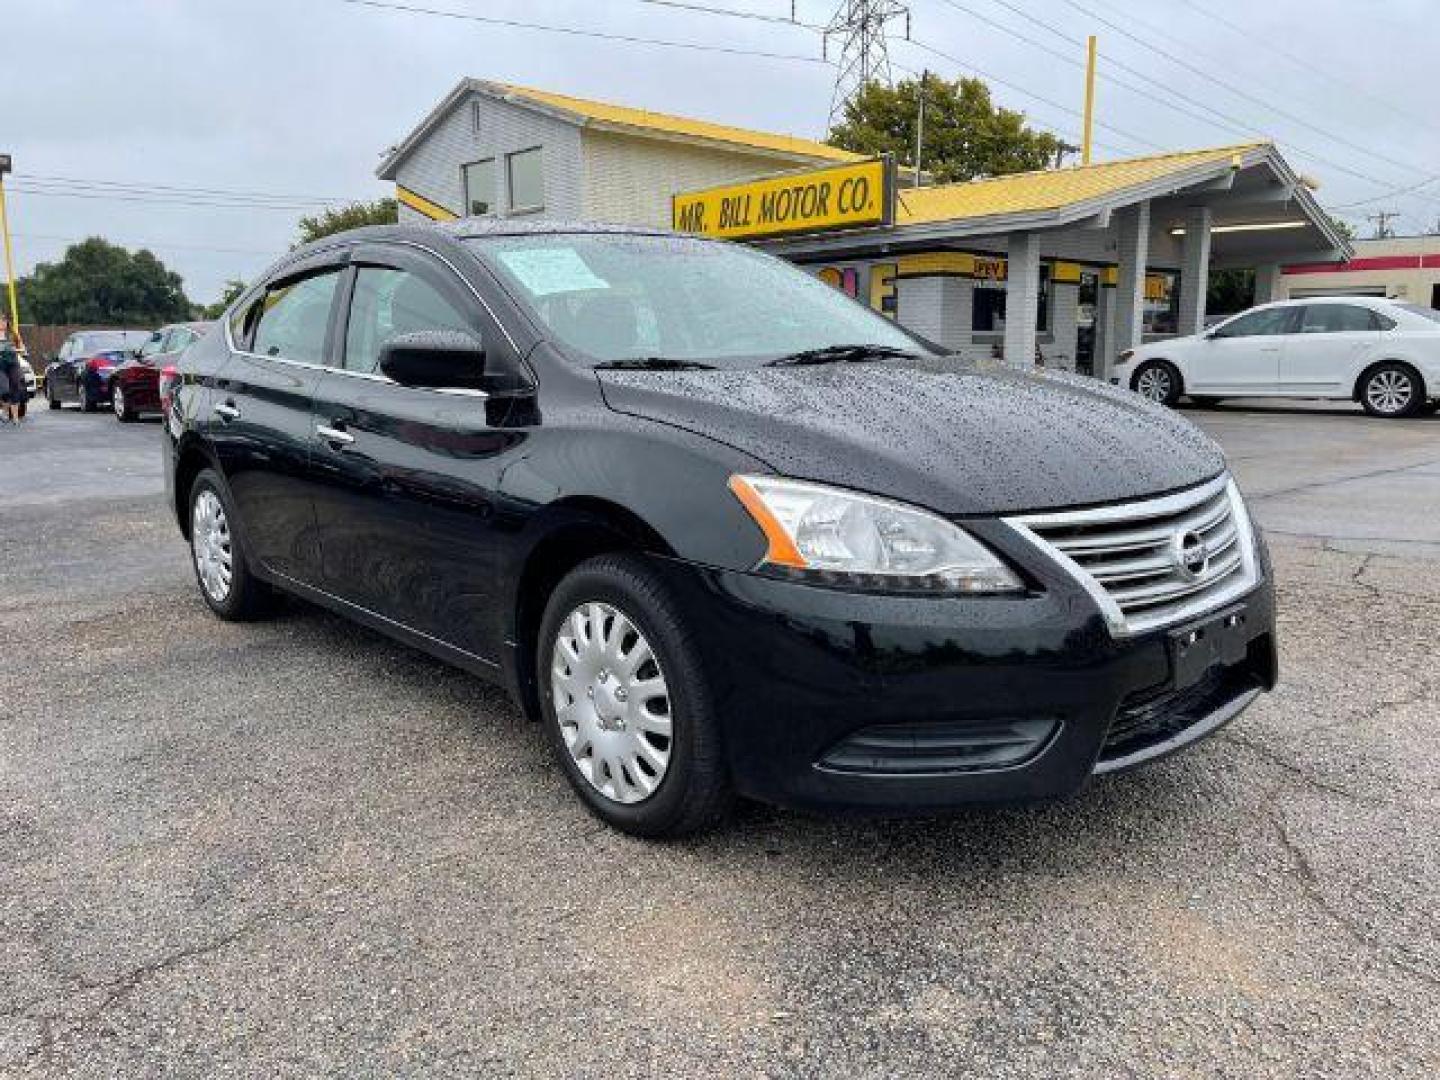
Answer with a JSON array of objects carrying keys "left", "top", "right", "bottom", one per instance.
[
  {"left": 250, "top": 270, "right": 344, "bottom": 366},
  {"left": 1297, "top": 304, "right": 1376, "bottom": 333}
]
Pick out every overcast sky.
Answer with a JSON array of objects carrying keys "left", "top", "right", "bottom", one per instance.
[{"left": 6, "top": 0, "right": 1440, "bottom": 304}]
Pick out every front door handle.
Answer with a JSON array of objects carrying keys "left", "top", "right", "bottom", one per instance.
[
  {"left": 213, "top": 401, "right": 241, "bottom": 422},
  {"left": 316, "top": 423, "right": 355, "bottom": 448}
]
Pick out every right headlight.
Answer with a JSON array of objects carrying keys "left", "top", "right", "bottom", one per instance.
[{"left": 728, "top": 475, "right": 1024, "bottom": 594}]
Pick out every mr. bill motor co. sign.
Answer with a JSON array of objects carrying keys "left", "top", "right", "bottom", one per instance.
[{"left": 672, "top": 157, "right": 895, "bottom": 241}]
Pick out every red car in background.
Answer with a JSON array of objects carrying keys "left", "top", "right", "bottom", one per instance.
[{"left": 111, "top": 322, "right": 212, "bottom": 421}]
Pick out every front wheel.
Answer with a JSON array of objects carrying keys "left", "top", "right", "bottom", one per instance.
[
  {"left": 537, "top": 554, "right": 732, "bottom": 838},
  {"left": 188, "top": 469, "right": 275, "bottom": 620},
  {"left": 47, "top": 384, "right": 60, "bottom": 410},
  {"left": 1360, "top": 363, "right": 1424, "bottom": 418},
  {"left": 77, "top": 384, "right": 96, "bottom": 413},
  {"left": 1132, "top": 360, "right": 1182, "bottom": 407}
]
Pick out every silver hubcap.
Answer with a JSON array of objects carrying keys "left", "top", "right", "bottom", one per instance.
[
  {"left": 1366, "top": 370, "right": 1412, "bottom": 414},
  {"left": 113, "top": 387, "right": 124, "bottom": 415},
  {"left": 192, "top": 490, "right": 233, "bottom": 602},
  {"left": 551, "top": 601, "right": 673, "bottom": 805},
  {"left": 1136, "top": 366, "right": 1172, "bottom": 402}
]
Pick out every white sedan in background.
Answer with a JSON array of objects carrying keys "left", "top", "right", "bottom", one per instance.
[{"left": 1113, "top": 297, "right": 1440, "bottom": 418}]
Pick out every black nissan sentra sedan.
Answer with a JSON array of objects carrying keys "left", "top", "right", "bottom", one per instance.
[{"left": 162, "top": 220, "right": 1276, "bottom": 837}]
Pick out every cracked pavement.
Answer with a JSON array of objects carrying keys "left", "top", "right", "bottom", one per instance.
[{"left": 1, "top": 403, "right": 1437, "bottom": 1077}]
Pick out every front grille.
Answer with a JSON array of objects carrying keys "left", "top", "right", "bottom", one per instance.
[
  {"left": 819, "top": 717, "right": 1059, "bottom": 775},
  {"left": 1007, "top": 475, "right": 1260, "bottom": 636}
]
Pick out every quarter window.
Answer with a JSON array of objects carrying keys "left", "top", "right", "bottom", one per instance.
[
  {"left": 250, "top": 270, "right": 343, "bottom": 366},
  {"left": 343, "top": 266, "right": 473, "bottom": 374},
  {"left": 462, "top": 158, "right": 497, "bottom": 217},
  {"left": 507, "top": 147, "right": 544, "bottom": 213},
  {"left": 1213, "top": 307, "right": 1296, "bottom": 338}
]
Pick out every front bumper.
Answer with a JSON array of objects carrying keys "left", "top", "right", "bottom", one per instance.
[{"left": 651, "top": 533, "right": 1276, "bottom": 813}]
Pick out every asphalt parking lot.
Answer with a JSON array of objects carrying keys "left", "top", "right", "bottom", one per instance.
[{"left": 2, "top": 401, "right": 1438, "bottom": 1077}]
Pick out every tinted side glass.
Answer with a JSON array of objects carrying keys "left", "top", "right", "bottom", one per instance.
[
  {"left": 1214, "top": 308, "right": 1295, "bottom": 338},
  {"left": 1372, "top": 311, "right": 1397, "bottom": 330},
  {"left": 1299, "top": 304, "right": 1375, "bottom": 333},
  {"left": 343, "top": 266, "right": 473, "bottom": 374},
  {"left": 139, "top": 331, "right": 167, "bottom": 357},
  {"left": 251, "top": 271, "right": 343, "bottom": 366}
]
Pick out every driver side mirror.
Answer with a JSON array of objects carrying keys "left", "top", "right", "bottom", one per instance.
[{"left": 378, "top": 330, "right": 489, "bottom": 392}]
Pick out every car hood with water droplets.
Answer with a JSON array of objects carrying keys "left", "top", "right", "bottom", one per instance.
[{"left": 596, "top": 356, "right": 1226, "bottom": 515}]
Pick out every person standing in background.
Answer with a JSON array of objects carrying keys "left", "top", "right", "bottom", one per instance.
[{"left": 0, "top": 314, "right": 26, "bottom": 426}]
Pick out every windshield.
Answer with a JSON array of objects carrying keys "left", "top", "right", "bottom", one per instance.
[
  {"left": 1396, "top": 302, "right": 1440, "bottom": 324},
  {"left": 469, "top": 233, "right": 931, "bottom": 368}
]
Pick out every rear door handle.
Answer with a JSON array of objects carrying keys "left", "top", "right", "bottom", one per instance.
[
  {"left": 213, "top": 401, "right": 240, "bottom": 421},
  {"left": 316, "top": 423, "right": 355, "bottom": 448}
]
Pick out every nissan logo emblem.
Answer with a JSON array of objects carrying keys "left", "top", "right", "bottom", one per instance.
[{"left": 1174, "top": 530, "right": 1210, "bottom": 580}]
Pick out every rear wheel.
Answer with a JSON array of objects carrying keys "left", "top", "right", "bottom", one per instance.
[
  {"left": 188, "top": 469, "right": 275, "bottom": 620},
  {"left": 112, "top": 384, "right": 135, "bottom": 422},
  {"left": 77, "top": 383, "right": 96, "bottom": 413},
  {"left": 1132, "top": 360, "right": 1182, "bottom": 407},
  {"left": 1359, "top": 363, "right": 1423, "bottom": 418},
  {"left": 47, "top": 383, "right": 60, "bottom": 410},
  {"left": 537, "top": 554, "right": 732, "bottom": 838}
]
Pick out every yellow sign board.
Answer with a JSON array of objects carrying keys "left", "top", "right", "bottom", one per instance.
[{"left": 672, "top": 157, "right": 894, "bottom": 241}]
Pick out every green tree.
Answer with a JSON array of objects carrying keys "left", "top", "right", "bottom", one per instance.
[
  {"left": 1206, "top": 268, "right": 1254, "bottom": 317},
  {"left": 201, "top": 279, "right": 248, "bottom": 320},
  {"left": 16, "top": 238, "right": 191, "bottom": 325},
  {"left": 295, "top": 198, "right": 398, "bottom": 246},
  {"left": 1326, "top": 213, "right": 1356, "bottom": 241},
  {"left": 828, "top": 75, "right": 1062, "bottom": 183}
]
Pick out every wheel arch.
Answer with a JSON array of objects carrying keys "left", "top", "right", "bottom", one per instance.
[
  {"left": 1352, "top": 356, "right": 1427, "bottom": 402},
  {"left": 172, "top": 437, "right": 221, "bottom": 539},
  {"left": 1130, "top": 356, "right": 1185, "bottom": 396},
  {"left": 509, "top": 499, "right": 677, "bottom": 724}
]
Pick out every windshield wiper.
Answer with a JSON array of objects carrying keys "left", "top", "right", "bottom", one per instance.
[
  {"left": 764, "top": 344, "right": 919, "bottom": 368},
  {"left": 593, "top": 357, "right": 718, "bottom": 371}
]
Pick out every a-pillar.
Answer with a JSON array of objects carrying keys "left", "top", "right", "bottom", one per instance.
[
  {"left": 1177, "top": 206, "right": 1212, "bottom": 336},
  {"left": 1109, "top": 200, "right": 1151, "bottom": 380},
  {"left": 1254, "top": 262, "right": 1284, "bottom": 303},
  {"left": 1003, "top": 231, "right": 1041, "bottom": 367}
]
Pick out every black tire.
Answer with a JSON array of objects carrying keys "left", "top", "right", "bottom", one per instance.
[
  {"left": 1358, "top": 362, "right": 1424, "bottom": 418},
  {"left": 1131, "top": 360, "right": 1183, "bottom": 407},
  {"left": 77, "top": 384, "right": 95, "bottom": 413},
  {"left": 536, "top": 553, "right": 732, "bottom": 838},
  {"left": 187, "top": 468, "right": 276, "bottom": 621},
  {"left": 47, "top": 384, "right": 60, "bottom": 410},
  {"left": 112, "top": 384, "right": 135, "bottom": 422}
]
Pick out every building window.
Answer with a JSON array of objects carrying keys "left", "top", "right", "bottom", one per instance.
[
  {"left": 507, "top": 147, "right": 544, "bottom": 213},
  {"left": 1142, "top": 271, "right": 1179, "bottom": 335},
  {"left": 971, "top": 266, "right": 1050, "bottom": 334},
  {"left": 462, "top": 159, "right": 496, "bottom": 217}
]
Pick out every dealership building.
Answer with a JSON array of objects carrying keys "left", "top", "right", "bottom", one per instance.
[
  {"left": 378, "top": 80, "right": 1352, "bottom": 378},
  {"left": 1279, "top": 236, "right": 1440, "bottom": 307}
]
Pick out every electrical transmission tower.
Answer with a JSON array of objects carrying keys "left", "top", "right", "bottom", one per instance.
[
  {"left": 1366, "top": 209, "right": 1400, "bottom": 239},
  {"left": 824, "top": 1, "right": 910, "bottom": 126}
]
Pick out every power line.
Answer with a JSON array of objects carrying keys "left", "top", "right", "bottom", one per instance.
[
  {"left": 1183, "top": 0, "right": 1440, "bottom": 143},
  {"left": 14, "top": 232, "right": 276, "bottom": 258},
  {"left": 6, "top": 185, "right": 330, "bottom": 212},
  {"left": 939, "top": 0, "right": 1440, "bottom": 206},
  {"left": 635, "top": 0, "right": 824, "bottom": 29},
  {"left": 16, "top": 173, "right": 352, "bottom": 206},
  {"left": 1053, "top": 0, "right": 1438, "bottom": 184},
  {"left": 332, "top": 0, "right": 833, "bottom": 63}
]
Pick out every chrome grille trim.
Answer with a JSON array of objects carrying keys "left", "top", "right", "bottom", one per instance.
[{"left": 1005, "top": 475, "right": 1261, "bottom": 637}]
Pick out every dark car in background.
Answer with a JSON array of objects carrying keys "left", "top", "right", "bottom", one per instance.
[
  {"left": 111, "top": 322, "right": 211, "bottom": 421},
  {"left": 163, "top": 220, "right": 1277, "bottom": 837},
  {"left": 44, "top": 329, "right": 151, "bottom": 411}
]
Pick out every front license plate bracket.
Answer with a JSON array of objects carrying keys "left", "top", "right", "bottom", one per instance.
[{"left": 1170, "top": 605, "right": 1250, "bottom": 689}]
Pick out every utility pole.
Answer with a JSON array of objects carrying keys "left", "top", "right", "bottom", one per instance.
[
  {"left": 1081, "top": 35, "right": 1097, "bottom": 165},
  {"left": 0, "top": 154, "right": 22, "bottom": 348},
  {"left": 1367, "top": 209, "right": 1399, "bottom": 239},
  {"left": 824, "top": 1, "right": 910, "bottom": 127},
  {"left": 913, "top": 69, "right": 927, "bottom": 188}
]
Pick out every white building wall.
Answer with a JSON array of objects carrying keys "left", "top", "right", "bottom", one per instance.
[
  {"left": 393, "top": 92, "right": 584, "bottom": 220},
  {"left": 581, "top": 130, "right": 803, "bottom": 228}
]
